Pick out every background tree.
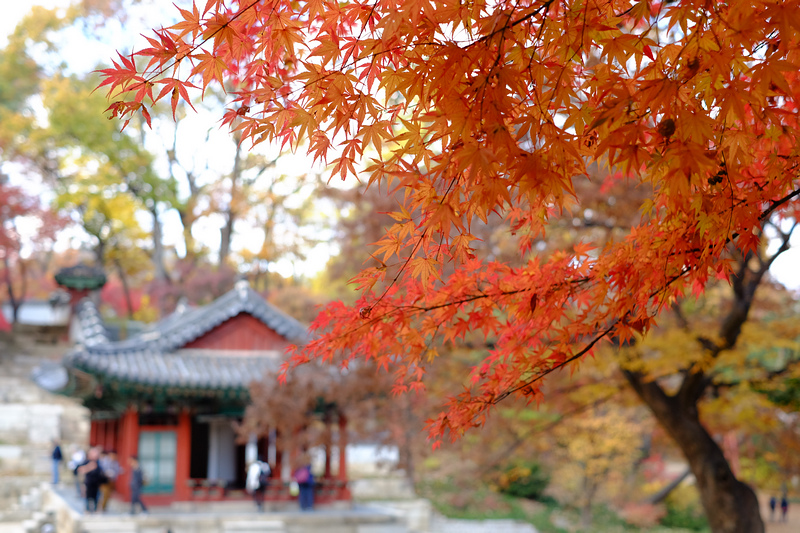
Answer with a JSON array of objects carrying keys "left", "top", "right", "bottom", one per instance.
[
  {"left": 553, "top": 407, "right": 646, "bottom": 528},
  {"left": 0, "top": 181, "right": 61, "bottom": 324}
]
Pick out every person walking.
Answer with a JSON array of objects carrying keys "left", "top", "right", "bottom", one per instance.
[
  {"left": 50, "top": 440, "right": 63, "bottom": 485},
  {"left": 78, "top": 447, "right": 107, "bottom": 514},
  {"left": 781, "top": 494, "right": 789, "bottom": 522},
  {"left": 128, "top": 456, "right": 147, "bottom": 515},
  {"left": 769, "top": 495, "right": 777, "bottom": 521},
  {"left": 99, "top": 450, "right": 121, "bottom": 512},
  {"left": 293, "top": 455, "right": 314, "bottom": 511},
  {"left": 246, "top": 458, "right": 271, "bottom": 511}
]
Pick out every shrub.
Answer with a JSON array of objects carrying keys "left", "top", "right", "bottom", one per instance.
[
  {"left": 496, "top": 461, "right": 550, "bottom": 501},
  {"left": 660, "top": 485, "right": 709, "bottom": 531}
]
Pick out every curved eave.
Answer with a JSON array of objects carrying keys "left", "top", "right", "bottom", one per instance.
[
  {"left": 68, "top": 360, "right": 253, "bottom": 403},
  {"left": 109, "top": 380, "right": 251, "bottom": 402},
  {"left": 31, "top": 363, "right": 97, "bottom": 399}
]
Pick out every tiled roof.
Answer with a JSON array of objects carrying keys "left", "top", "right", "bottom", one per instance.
[
  {"left": 73, "top": 299, "right": 111, "bottom": 346},
  {"left": 47, "top": 281, "right": 308, "bottom": 393},
  {"left": 68, "top": 348, "right": 283, "bottom": 390},
  {"left": 79, "top": 280, "right": 307, "bottom": 356},
  {"left": 54, "top": 264, "right": 107, "bottom": 290}
]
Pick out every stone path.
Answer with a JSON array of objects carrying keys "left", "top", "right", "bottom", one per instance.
[{"left": 429, "top": 516, "right": 537, "bottom": 533}]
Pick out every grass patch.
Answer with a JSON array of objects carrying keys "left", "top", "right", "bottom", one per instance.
[{"left": 417, "top": 477, "right": 711, "bottom": 533}]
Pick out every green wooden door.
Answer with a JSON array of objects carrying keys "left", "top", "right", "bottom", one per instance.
[{"left": 139, "top": 430, "right": 177, "bottom": 493}]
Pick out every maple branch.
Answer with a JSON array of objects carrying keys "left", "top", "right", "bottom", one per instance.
[
  {"left": 471, "top": 0, "right": 556, "bottom": 48},
  {"left": 120, "top": 0, "right": 263, "bottom": 96},
  {"left": 755, "top": 186, "right": 800, "bottom": 225},
  {"left": 489, "top": 319, "right": 620, "bottom": 406}
]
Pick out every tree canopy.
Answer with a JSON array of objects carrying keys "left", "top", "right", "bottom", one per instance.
[
  {"left": 100, "top": 1, "right": 800, "bottom": 530},
  {"left": 103, "top": 0, "right": 800, "bottom": 431}
]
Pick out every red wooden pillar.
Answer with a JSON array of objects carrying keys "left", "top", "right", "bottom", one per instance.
[
  {"left": 338, "top": 414, "right": 350, "bottom": 499},
  {"left": 337, "top": 414, "right": 347, "bottom": 481},
  {"left": 174, "top": 409, "right": 192, "bottom": 501},
  {"left": 116, "top": 407, "right": 139, "bottom": 501},
  {"left": 105, "top": 420, "right": 115, "bottom": 450},
  {"left": 323, "top": 415, "right": 332, "bottom": 478},
  {"left": 274, "top": 429, "right": 283, "bottom": 479},
  {"left": 90, "top": 419, "right": 99, "bottom": 447}
]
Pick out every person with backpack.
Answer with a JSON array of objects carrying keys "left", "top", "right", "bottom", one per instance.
[{"left": 246, "top": 458, "right": 271, "bottom": 511}]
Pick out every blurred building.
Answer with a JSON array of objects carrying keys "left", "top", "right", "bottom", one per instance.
[{"left": 34, "top": 279, "right": 351, "bottom": 507}]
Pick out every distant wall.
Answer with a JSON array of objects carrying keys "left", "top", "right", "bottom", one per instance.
[{"left": 1, "top": 302, "right": 70, "bottom": 327}]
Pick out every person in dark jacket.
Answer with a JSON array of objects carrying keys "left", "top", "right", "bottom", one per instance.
[
  {"left": 78, "top": 447, "right": 106, "bottom": 513},
  {"left": 129, "top": 456, "right": 147, "bottom": 515},
  {"left": 51, "top": 440, "right": 63, "bottom": 485},
  {"left": 781, "top": 494, "right": 789, "bottom": 522}
]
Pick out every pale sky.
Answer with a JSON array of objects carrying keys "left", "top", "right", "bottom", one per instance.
[
  {"left": 3, "top": 1, "right": 799, "bottom": 289},
  {"left": 2, "top": 0, "right": 337, "bottom": 280}
]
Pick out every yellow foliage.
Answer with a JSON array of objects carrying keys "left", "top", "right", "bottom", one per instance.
[
  {"left": 551, "top": 407, "right": 647, "bottom": 506},
  {"left": 132, "top": 294, "right": 159, "bottom": 323}
]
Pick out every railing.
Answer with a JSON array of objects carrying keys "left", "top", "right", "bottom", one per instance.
[{"left": 186, "top": 478, "right": 349, "bottom": 502}]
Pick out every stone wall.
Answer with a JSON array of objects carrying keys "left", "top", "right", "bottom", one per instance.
[{"left": 0, "top": 338, "right": 89, "bottom": 514}]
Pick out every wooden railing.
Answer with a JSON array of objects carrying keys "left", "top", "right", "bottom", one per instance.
[{"left": 186, "top": 478, "right": 349, "bottom": 502}]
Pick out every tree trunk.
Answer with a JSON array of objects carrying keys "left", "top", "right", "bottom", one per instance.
[
  {"left": 114, "top": 258, "right": 135, "bottom": 320},
  {"left": 94, "top": 238, "right": 106, "bottom": 267},
  {"left": 581, "top": 474, "right": 596, "bottom": 529},
  {"left": 149, "top": 205, "right": 169, "bottom": 284},
  {"left": 178, "top": 172, "right": 201, "bottom": 262},
  {"left": 179, "top": 205, "right": 198, "bottom": 260},
  {"left": 3, "top": 256, "right": 20, "bottom": 324},
  {"left": 647, "top": 467, "right": 691, "bottom": 504},
  {"left": 624, "top": 370, "right": 764, "bottom": 533},
  {"left": 219, "top": 138, "right": 243, "bottom": 267}
]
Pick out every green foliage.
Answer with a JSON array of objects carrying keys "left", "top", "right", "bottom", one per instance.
[
  {"left": 659, "top": 505, "right": 709, "bottom": 531},
  {"left": 659, "top": 485, "right": 709, "bottom": 531},
  {"left": 496, "top": 461, "right": 550, "bottom": 501},
  {"left": 763, "top": 377, "right": 800, "bottom": 409},
  {"left": 418, "top": 477, "right": 565, "bottom": 531},
  {"left": 585, "top": 505, "right": 639, "bottom": 531}
]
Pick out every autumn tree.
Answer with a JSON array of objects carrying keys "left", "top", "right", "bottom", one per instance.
[
  {"left": 0, "top": 182, "right": 49, "bottom": 324},
  {"left": 101, "top": 1, "right": 800, "bottom": 531},
  {"left": 0, "top": 10, "right": 68, "bottom": 323},
  {"left": 243, "top": 357, "right": 427, "bottom": 480}
]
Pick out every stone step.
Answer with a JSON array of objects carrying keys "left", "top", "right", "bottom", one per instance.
[
  {"left": 80, "top": 519, "right": 137, "bottom": 533},
  {"left": 430, "top": 517, "right": 538, "bottom": 533},
  {"left": 223, "top": 519, "right": 286, "bottom": 532}
]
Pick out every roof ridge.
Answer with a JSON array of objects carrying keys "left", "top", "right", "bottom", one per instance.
[{"left": 83, "top": 282, "right": 307, "bottom": 356}]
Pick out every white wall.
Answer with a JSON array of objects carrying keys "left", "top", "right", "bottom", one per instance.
[
  {"left": 207, "top": 419, "right": 237, "bottom": 482},
  {"left": 1, "top": 301, "right": 69, "bottom": 326}
]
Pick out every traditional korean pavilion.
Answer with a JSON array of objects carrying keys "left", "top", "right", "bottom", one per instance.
[{"left": 35, "top": 280, "right": 350, "bottom": 506}]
